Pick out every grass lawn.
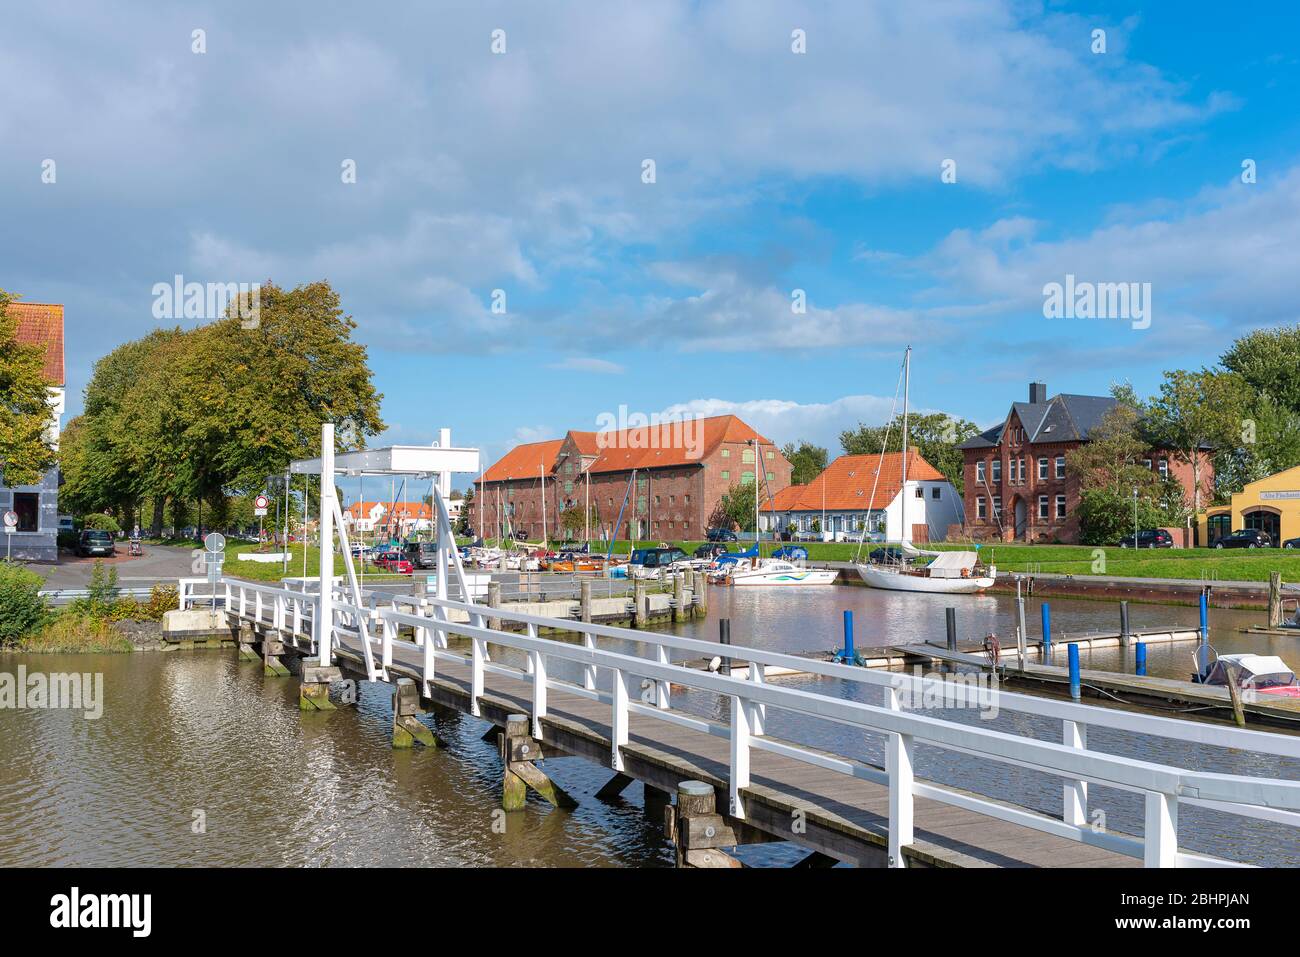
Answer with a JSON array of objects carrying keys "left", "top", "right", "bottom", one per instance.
[{"left": 223, "top": 542, "right": 415, "bottom": 585}]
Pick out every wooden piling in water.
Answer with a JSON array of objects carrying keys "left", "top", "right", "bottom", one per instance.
[
  {"left": 1269, "top": 572, "right": 1283, "bottom": 628},
  {"left": 580, "top": 579, "right": 593, "bottom": 623},
  {"left": 299, "top": 664, "right": 341, "bottom": 711},
  {"left": 262, "top": 631, "right": 290, "bottom": 677},
  {"left": 499, "top": 713, "right": 575, "bottom": 811},
  {"left": 392, "top": 677, "right": 436, "bottom": 748},
  {"left": 693, "top": 571, "right": 708, "bottom": 617},
  {"left": 672, "top": 574, "right": 685, "bottom": 622},
  {"left": 668, "top": 780, "right": 741, "bottom": 868}
]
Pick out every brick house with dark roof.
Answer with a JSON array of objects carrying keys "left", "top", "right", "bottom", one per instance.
[
  {"left": 3, "top": 302, "right": 66, "bottom": 561},
  {"left": 475, "top": 415, "right": 792, "bottom": 541},
  {"left": 956, "top": 381, "right": 1213, "bottom": 543}
]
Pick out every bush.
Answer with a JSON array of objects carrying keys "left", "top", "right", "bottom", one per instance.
[
  {"left": 70, "top": 560, "right": 121, "bottom": 621},
  {"left": 0, "top": 563, "right": 49, "bottom": 646},
  {"left": 81, "top": 513, "right": 121, "bottom": 534},
  {"left": 140, "top": 583, "right": 178, "bottom": 621},
  {"left": 22, "top": 612, "right": 132, "bottom": 653}
]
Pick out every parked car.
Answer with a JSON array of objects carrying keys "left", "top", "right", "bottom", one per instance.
[
  {"left": 694, "top": 543, "right": 730, "bottom": 560},
  {"left": 76, "top": 529, "right": 116, "bottom": 558},
  {"left": 1117, "top": 529, "right": 1174, "bottom": 549},
  {"left": 1214, "top": 529, "right": 1273, "bottom": 549},
  {"left": 868, "top": 546, "right": 904, "bottom": 565},
  {"left": 1283, "top": 537, "right": 1300, "bottom": 549},
  {"left": 374, "top": 550, "right": 414, "bottom": 573},
  {"left": 706, "top": 527, "right": 738, "bottom": 542},
  {"left": 404, "top": 541, "right": 439, "bottom": 569}
]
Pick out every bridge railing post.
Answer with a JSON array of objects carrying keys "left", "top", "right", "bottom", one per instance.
[
  {"left": 611, "top": 667, "right": 629, "bottom": 771},
  {"left": 582, "top": 629, "right": 597, "bottom": 691},
  {"left": 531, "top": 649, "right": 547, "bottom": 739},
  {"left": 655, "top": 644, "right": 671, "bottom": 709},
  {"left": 729, "top": 693, "right": 751, "bottom": 819},
  {"left": 470, "top": 636, "right": 485, "bottom": 717},
  {"left": 381, "top": 614, "right": 395, "bottom": 672},
  {"left": 1063, "top": 719, "right": 1088, "bottom": 828},
  {"left": 1143, "top": 791, "right": 1178, "bottom": 867},
  {"left": 886, "top": 686, "right": 914, "bottom": 867},
  {"left": 747, "top": 662, "right": 766, "bottom": 735}
]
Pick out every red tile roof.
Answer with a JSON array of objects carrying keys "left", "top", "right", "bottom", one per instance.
[
  {"left": 8, "top": 302, "right": 64, "bottom": 385},
  {"left": 761, "top": 451, "right": 944, "bottom": 512},
  {"left": 480, "top": 439, "right": 565, "bottom": 483},
  {"left": 479, "top": 416, "right": 781, "bottom": 485},
  {"left": 345, "top": 501, "right": 432, "bottom": 520}
]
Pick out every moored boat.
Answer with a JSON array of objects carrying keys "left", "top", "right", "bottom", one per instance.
[{"left": 729, "top": 559, "right": 839, "bottom": 586}]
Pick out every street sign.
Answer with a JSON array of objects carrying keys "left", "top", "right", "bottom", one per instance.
[
  {"left": 2, "top": 511, "right": 17, "bottom": 529},
  {"left": 254, "top": 494, "right": 269, "bottom": 517},
  {"left": 204, "top": 532, "right": 226, "bottom": 552}
]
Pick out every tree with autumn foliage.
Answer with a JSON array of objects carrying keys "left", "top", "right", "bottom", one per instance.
[{"left": 0, "top": 290, "right": 58, "bottom": 487}]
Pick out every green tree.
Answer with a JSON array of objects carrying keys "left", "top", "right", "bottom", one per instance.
[
  {"left": 1144, "top": 369, "right": 1252, "bottom": 515},
  {"left": 1221, "top": 324, "right": 1300, "bottom": 415},
  {"left": 0, "top": 290, "right": 58, "bottom": 486},
  {"left": 177, "top": 281, "right": 385, "bottom": 498},
  {"left": 780, "top": 440, "right": 828, "bottom": 486},
  {"left": 840, "top": 412, "right": 980, "bottom": 493},
  {"left": 709, "top": 482, "right": 758, "bottom": 533}
]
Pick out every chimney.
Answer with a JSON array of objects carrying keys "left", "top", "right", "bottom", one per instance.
[{"left": 1029, "top": 382, "right": 1047, "bottom": 404}]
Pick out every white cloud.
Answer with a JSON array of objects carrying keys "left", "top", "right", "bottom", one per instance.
[
  {"left": 549, "top": 356, "right": 625, "bottom": 374},
  {"left": 663, "top": 394, "right": 909, "bottom": 453}
]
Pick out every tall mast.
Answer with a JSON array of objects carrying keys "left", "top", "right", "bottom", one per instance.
[
  {"left": 900, "top": 346, "right": 910, "bottom": 545},
  {"left": 540, "top": 462, "right": 547, "bottom": 545}
]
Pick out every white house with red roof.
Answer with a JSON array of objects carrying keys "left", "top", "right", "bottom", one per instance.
[
  {"left": 343, "top": 500, "right": 447, "bottom": 538},
  {"left": 760, "top": 450, "right": 963, "bottom": 543},
  {"left": 3, "top": 302, "right": 65, "bottom": 561}
]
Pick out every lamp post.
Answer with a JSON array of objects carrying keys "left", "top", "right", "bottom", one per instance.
[{"left": 1132, "top": 486, "right": 1139, "bottom": 549}]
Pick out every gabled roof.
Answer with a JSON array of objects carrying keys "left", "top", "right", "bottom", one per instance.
[
  {"left": 345, "top": 501, "right": 432, "bottom": 520},
  {"left": 479, "top": 415, "right": 779, "bottom": 483},
  {"left": 8, "top": 302, "right": 65, "bottom": 385},
  {"left": 957, "top": 392, "right": 1125, "bottom": 449},
  {"left": 479, "top": 439, "right": 565, "bottom": 483},
  {"left": 761, "top": 451, "right": 945, "bottom": 512}
]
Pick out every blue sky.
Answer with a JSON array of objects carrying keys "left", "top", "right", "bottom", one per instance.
[{"left": 4, "top": 1, "right": 1299, "bottom": 496}]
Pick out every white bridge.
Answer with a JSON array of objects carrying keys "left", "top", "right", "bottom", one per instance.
[{"left": 178, "top": 425, "right": 1300, "bottom": 868}]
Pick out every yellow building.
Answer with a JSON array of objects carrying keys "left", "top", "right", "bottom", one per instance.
[{"left": 1198, "top": 464, "right": 1300, "bottom": 547}]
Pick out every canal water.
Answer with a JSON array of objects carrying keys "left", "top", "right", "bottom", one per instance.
[{"left": 1, "top": 585, "right": 1296, "bottom": 867}]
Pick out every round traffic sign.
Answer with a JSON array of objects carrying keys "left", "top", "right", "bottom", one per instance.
[
  {"left": 2, "top": 511, "right": 16, "bottom": 528},
  {"left": 255, "top": 494, "right": 270, "bottom": 510},
  {"left": 204, "top": 532, "right": 226, "bottom": 552}
]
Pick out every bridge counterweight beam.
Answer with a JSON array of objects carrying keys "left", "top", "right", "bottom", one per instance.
[{"left": 262, "top": 631, "right": 291, "bottom": 677}]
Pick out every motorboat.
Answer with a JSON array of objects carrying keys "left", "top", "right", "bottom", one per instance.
[
  {"left": 1193, "top": 652, "right": 1300, "bottom": 697},
  {"left": 729, "top": 559, "right": 839, "bottom": 586}
]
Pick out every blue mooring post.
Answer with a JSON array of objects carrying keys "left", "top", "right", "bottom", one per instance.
[
  {"left": 1068, "top": 643, "right": 1081, "bottom": 701},
  {"left": 1041, "top": 602, "right": 1052, "bottom": 658},
  {"left": 843, "top": 609, "right": 855, "bottom": 664},
  {"left": 1198, "top": 590, "right": 1210, "bottom": 676},
  {"left": 1135, "top": 642, "right": 1148, "bottom": 677}
]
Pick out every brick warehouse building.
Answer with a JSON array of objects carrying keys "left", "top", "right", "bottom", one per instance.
[
  {"left": 956, "top": 382, "right": 1213, "bottom": 544},
  {"left": 1, "top": 302, "right": 65, "bottom": 561},
  {"left": 474, "top": 415, "right": 792, "bottom": 542}
]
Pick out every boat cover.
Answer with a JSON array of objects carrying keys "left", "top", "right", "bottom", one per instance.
[{"left": 925, "top": 551, "right": 979, "bottom": 578}]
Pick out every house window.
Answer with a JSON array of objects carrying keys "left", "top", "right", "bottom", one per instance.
[
  {"left": 1158, "top": 459, "right": 1169, "bottom": 479},
  {"left": 931, "top": 487, "right": 940, "bottom": 499},
  {"left": 1056, "top": 495, "right": 1067, "bottom": 519},
  {"left": 993, "top": 496, "right": 1002, "bottom": 517},
  {"left": 684, "top": 495, "right": 690, "bottom": 505},
  {"left": 721, "top": 449, "right": 730, "bottom": 458},
  {"left": 742, "top": 449, "right": 755, "bottom": 464},
  {"left": 654, "top": 495, "right": 661, "bottom": 506},
  {"left": 766, "top": 472, "right": 775, "bottom": 481},
  {"left": 13, "top": 492, "right": 39, "bottom": 532},
  {"left": 1142, "top": 458, "right": 1152, "bottom": 470},
  {"left": 1038, "top": 457, "right": 1048, "bottom": 480},
  {"left": 1018, "top": 457, "right": 1026, "bottom": 483},
  {"left": 1055, "top": 456, "right": 1065, "bottom": 479},
  {"left": 976, "top": 461, "right": 985, "bottom": 483},
  {"left": 991, "top": 460, "right": 1001, "bottom": 483},
  {"left": 915, "top": 487, "right": 924, "bottom": 498},
  {"left": 721, "top": 471, "right": 730, "bottom": 480},
  {"left": 741, "top": 471, "right": 754, "bottom": 484},
  {"left": 1038, "top": 495, "right": 1049, "bottom": 519},
  {"left": 765, "top": 450, "right": 774, "bottom": 460}
]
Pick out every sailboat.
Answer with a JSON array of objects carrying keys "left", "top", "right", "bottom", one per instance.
[{"left": 854, "top": 347, "right": 995, "bottom": 595}]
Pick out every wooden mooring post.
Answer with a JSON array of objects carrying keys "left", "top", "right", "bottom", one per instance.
[
  {"left": 299, "top": 664, "right": 341, "bottom": 711},
  {"left": 235, "top": 621, "right": 260, "bottom": 662},
  {"left": 693, "top": 570, "right": 708, "bottom": 617},
  {"left": 672, "top": 574, "right": 685, "bottom": 622},
  {"left": 499, "top": 713, "right": 577, "bottom": 811},
  {"left": 1269, "top": 572, "right": 1284, "bottom": 628},
  {"left": 580, "top": 579, "right": 593, "bottom": 623},
  {"left": 666, "top": 780, "right": 741, "bottom": 868},
  {"left": 261, "top": 630, "right": 291, "bottom": 677},
  {"left": 392, "top": 677, "right": 436, "bottom": 748}
]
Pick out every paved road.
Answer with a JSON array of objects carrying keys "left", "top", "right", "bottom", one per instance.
[{"left": 34, "top": 544, "right": 199, "bottom": 590}]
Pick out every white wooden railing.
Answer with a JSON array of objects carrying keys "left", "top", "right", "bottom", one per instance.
[{"left": 208, "top": 576, "right": 1300, "bottom": 868}]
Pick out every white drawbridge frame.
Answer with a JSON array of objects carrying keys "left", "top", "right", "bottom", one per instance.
[{"left": 290, "top": 424, "right": 481, "bottom": 672}]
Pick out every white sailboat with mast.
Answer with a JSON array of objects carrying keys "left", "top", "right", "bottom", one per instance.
[{"left": 855, "top": 347, "right": 995, "bottom": 594}]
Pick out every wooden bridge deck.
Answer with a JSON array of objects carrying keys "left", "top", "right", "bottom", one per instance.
[{"left": 325, "top": 629, "right": 1139, "bottom": 868}]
